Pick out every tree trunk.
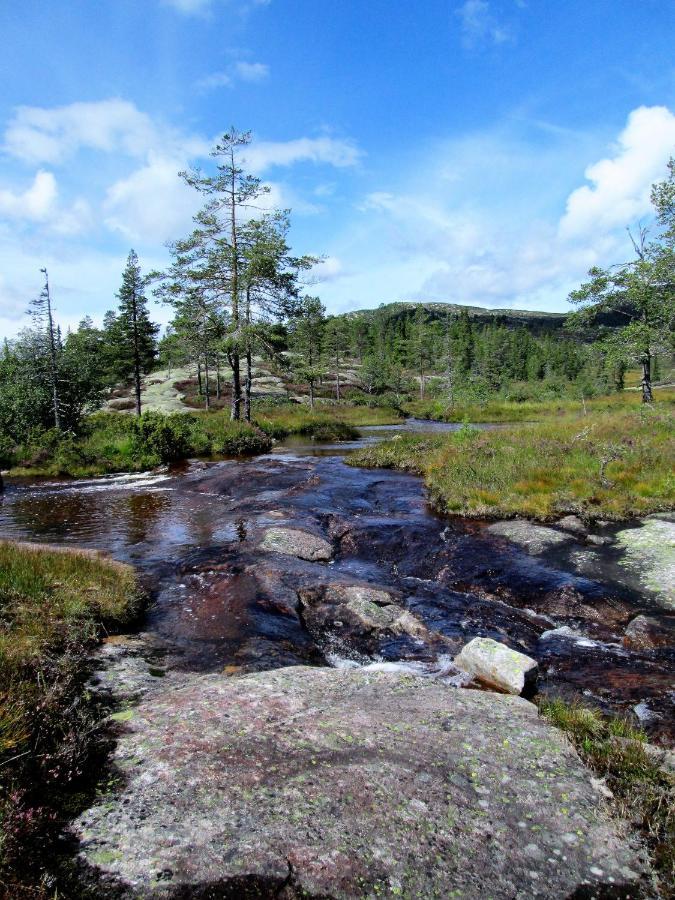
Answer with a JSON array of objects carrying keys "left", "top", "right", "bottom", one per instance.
[
  {"left": 641, "top": 354, "right": 653, "bottom": 403},
  {"left": 216, "top": 355, "right": 221, "bottom": 400},
  {"left": 131, "top": 290, "right": 142, "bottom": 417},
  {"left": 231, "top": 353, "right": 241, "bottom": 420},
  {"left": 204, "top": 358, "right": 210, "bottom": 410},
  {"left": 244, "top": 347, "right": 252, "bottom": 422},
  {"left": 309, "top": 380, "right": 314, "bottom": 410},
  {"left": 197, "top": 361, "right": 203, "bottom": 396},
  {"left": 42, "top": 270, "right": 61, "bottom": 430}
]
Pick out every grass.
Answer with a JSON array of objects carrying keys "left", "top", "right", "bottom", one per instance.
[
  {"left": 539, "top": 697, "right": 674, "bottom": 893},
  {"left": 4, "top": 404, "right": 402, "bottom": 478},
  {"left": 348, "top": 404, "right": 675, "bottom": 521},
  {"left": 405, "top": 385, "right": 675, "bottom": 423},
  {"left": 0, "top": 541, "right": 141, "bottom": 893}
]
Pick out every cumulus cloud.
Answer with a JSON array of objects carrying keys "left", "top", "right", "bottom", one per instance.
[
  {"left": 104, "top": 155, "right": 201, "bottom": 243},
  {"left": 559, "top": 105, "right": 675, "bottom": 239},
  {"left": 319, "top": 105, "right": 674, "bottom": 314},
  {"left": 0, "top": 170, "right": 57, "bottom": 221},
  {"left": 3, "top": 98, "right": 207, "bottom": 165}
]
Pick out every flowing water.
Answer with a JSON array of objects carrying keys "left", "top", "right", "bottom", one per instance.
[{"left": 1, "top": 419, "right": 672, "bottom": 741}]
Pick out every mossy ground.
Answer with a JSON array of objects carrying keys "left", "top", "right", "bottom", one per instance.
[
  {"left": 349, "top": 403, "right": 674, "bottom": 521},
  {"left": 539, "top": 697, "right": 674, "bottom": 894},
  {"left": 0, "top": 541, "right": 141, "bottom": 896}
]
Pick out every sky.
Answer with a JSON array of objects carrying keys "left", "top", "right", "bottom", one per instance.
[{"left": 1, "top": 0, "right": 674, "bottom": 338}]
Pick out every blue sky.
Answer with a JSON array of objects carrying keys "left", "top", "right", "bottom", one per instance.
[{"left": 1, "top": 0, "right": 674, "bottom": 336}]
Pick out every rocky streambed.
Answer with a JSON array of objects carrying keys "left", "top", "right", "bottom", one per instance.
[{"left": 0, "top": 422, "right": 673, "bottom": 897}]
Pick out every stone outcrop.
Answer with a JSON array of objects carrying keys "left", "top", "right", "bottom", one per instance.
[
  {"left": 486, "top": 520, "right": 575, "bottom": 554},
  {"left": 454, "top": 636, "right": 538, "bottom": 695},
  {"left": 260, "top": 526, "right": 333, "bottom": 561},
  {"left": 623, "top": 614, "right": 675, "bottom": 650},
  {"left": 615, "top": 517, "right": 675, "bottom": 609},
  {"left": 75, "top": 667, "right": 650, "bottom": 898}
]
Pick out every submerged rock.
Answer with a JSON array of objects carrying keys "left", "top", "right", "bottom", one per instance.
[
  {"left": 260, "top": 526, "right": 333, "bottom": 561},
  {"left": 486, "top": 520, "right": 575, "bottom": 554},
  {"left": 298, "top": 582, "right": 447, "bottom": 661},
  {"left": 615, "top": 517, "right": 675, "bottom": 609},
  {"left": 623, "top": 614, "right": 675, "bottom": 650},
  {"left": 454, "top": 636, "right": 538, "bottom": 695},
  {"left": 557, "top": 515, "right": 587, "bottom": 535},
  {"left": 74, "top": 667, "right": 650, "bottom": 898}
]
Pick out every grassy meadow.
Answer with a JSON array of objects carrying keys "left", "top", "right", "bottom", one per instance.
[
  {"left": 0, "top": 542, "right": 141, "bottom": 888},
  {"left": 349, "top": 397, "right": 675, "bottom": 521}
]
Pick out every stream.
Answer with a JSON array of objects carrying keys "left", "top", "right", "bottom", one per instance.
[{"left": 1, "top": 418, "right": 673, "bottom": 742}]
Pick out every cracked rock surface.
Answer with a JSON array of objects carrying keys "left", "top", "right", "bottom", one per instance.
[{"left": 74, "top": 666, "right": 651, "bottom": 899}]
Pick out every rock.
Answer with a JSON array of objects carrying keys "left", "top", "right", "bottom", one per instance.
[
  {"left": 260, "top": 526, "right": 333, "bottom": 561},
  {"left": 615, "top": 517, "right": 675, "bottom": 609},
  {"left": 454, "top": 636, "right": 538, "bottom": 695},
  {"left": 539, "top": 584, "right": 634, "bottom": 629},
  {"left": 74, "top": 667, "right": 650, "bottom": 898},
  {"left": 586, "top": 533, "right": 611, "bottom": 546},
  {"left": 486, "top": 520, "right": 575, "bottom": 554},
  {"left": 557, "top": 515, "right": 587, "bottom": 535},
  {"left": 623, "top": 614, "right": 675, "bottom": 650},
  {"left": 298, "top": 582, "right": 447, "bottom": 660}
]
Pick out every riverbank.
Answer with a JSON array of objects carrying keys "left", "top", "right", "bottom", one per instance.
[
  {"left": 0, "top": 541, "right": 141, "bottom": 896},
  {"left": 2, "top": 403, "right": 402, "bottom": 479},
  {"left": 349, "top": 406, "right": 675, "bottom": 521}
]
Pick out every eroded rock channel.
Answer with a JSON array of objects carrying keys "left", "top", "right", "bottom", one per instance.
[{"left": 0, "top": 422, "right": 672, "bottom": 897}]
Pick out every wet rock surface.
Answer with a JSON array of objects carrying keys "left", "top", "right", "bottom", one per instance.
[
  {"left": 0, "top": 444, "right": 673, "bottom": 740},
  {"left": 623, "top": 614, "right": 675, "bottom": 650},
  {"left": 74, "top": 666, "right": 651, "bottom": 899}
]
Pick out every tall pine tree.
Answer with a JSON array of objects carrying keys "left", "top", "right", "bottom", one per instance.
[{"left": 116, "top": 250, "right": 158, "bottom": 416}]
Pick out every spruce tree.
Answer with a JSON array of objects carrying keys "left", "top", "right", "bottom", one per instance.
[{"left": 116, "top": 250, "right": 158, "bottom": 416}]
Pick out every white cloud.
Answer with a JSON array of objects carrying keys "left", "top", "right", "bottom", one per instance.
[
  {"left": 319, "top": 105, "right": 673, "bottom": 314},
  {"left": 0, "top": 170, "right": 57, "bottom": 221},
  {"left": 104, "top": 155, "right": 200, "bottom": 243},
  {"left": 457, "top": 0, "right": 512, "bottom": 48},
  {"left": 559, "top": 105, "right": 675, "bottom": 239},
  {"left": 196, "top": 60, "right": 269, "bottom": 91},
  {"left": 162, "top": 0, "right": 270, "bottom": 16},
  {"left": 3, "top": 98, "right": 208, "bottom": 165},
  {"left": 243, "top": 136, "right": 362, "bottom": 173},
  {"left": 233, "top": 61, "right": 269, "bottom": 82}
]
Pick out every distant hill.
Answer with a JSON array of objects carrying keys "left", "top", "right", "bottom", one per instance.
[{"left": 343, "top": 301, "right": 567, "bottom": 336}]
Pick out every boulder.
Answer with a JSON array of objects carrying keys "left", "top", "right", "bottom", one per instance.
[
  {"left": 454, "top": 636, "right": 538, "bottom": 695},
  {"left": 623, "top": 614, "right": 675, "bottom": 650},
  {"left": 298, "top": 583, "right": 446, "bottom": 660},
  {"left": 615, "top": 517, "right": 675, "bottom": 609},
  {"left": 74, "top": 667, "right": 650, "bottom": 898},
  {"left": 260, "top": 526, "right": 333, "bottom": 561},
  {"left": 486, "top": 520, "right": 575, "bottom": 554},
  {"left": 557, "top": 515, "right": 587, "bottom": 535}
]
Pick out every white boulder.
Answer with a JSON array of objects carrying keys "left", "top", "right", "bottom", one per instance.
[{"left": 453, "top": 637, "right": 538, "bottom": 696}]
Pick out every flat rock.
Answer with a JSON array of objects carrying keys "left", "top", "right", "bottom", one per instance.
[
  {"left": 486, "top": 520, "right": 575, "bottom": 554},
  {"left": 454, "top": 636, "right": 538, "bottom": 695},
  {"left": 623, "top": 614, "right": 675, "bottom": 650},
  {"left": 260, "top": 526, "right": 333, "bottom": 561},
  {"left": 615, "top": 518, "right": 675, "bottom": 609},
  {"left": 557, "top": 515, "right": 588, "bottom": 535},
  {"left": 74, "top": 667, "right": 649, "bottom": 898}
]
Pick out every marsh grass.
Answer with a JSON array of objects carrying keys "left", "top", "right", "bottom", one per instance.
[
  {"left": 406, "top": 385, "right": 675, "bottom": 423},
  {"left": 349, "top": 406, "right": 674, "bottom": 520},
  {"left": 539, "top": 697, "right": 674, "bottom": 892},
  {"left": 0, "top": 541, "right": 140, "bottom": 890}
]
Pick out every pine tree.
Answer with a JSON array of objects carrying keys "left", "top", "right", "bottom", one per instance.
[
  {"left": 116, "top": 250, "right": 158, "bottom": 415},
  {"left": 29, "top": 268, "right": 61, "bottom": 429}
]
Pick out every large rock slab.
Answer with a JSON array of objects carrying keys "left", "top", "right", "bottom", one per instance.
[
  {"left": 615, "top": 517, "right": 675, "bottom": 609},
  {"left": 454, "top": 636, "right": 538, "bottom": 695},
  {"left": 623, "top": 614, "right": 675, "bottom": 650},
  {"left": 486, "top": 520, "right": 575, "bottom": 554},
  {"left": 75, "top": 667, "right": 649, "bottom": 898},
  {"left": 260, "top": 526, "right": 333, "bottom": 561}
]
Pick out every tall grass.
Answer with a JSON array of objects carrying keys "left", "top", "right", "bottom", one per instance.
[
  {"left": 0, "top": 542, "right": 140, "bottom": 889},
  {"left": 252, "top": 400, "right": 402, "bottom": 440},
  {"left": 406, "top": 385, "right": 675, "bottom": 423},
  {"left": 349, "top": 406, "right": 675, "bottom": 521}
]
